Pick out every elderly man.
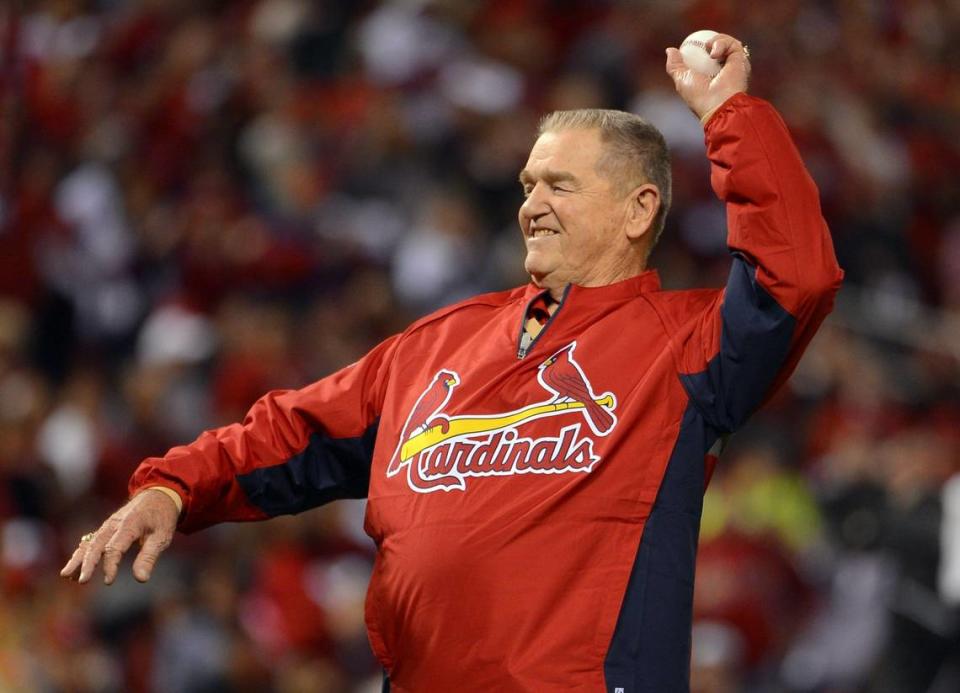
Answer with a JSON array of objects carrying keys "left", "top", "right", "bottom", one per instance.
[{"left": 62, "top": 34, "right": 842, "bottom": 691}]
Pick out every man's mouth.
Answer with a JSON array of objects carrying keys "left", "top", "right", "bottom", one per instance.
[{"left": 529, "top": 227, "right": 558, "bottom": 239}]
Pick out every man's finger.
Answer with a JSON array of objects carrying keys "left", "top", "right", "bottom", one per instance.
[
  {"left": 132, "top": 530, "right": 172, "bottom": 583},
  {"left": 707, "top": 35, "right": 749, "bottom": 66},
  {"left": 78, "top": 525, "right": 115, "bottom": 584},
  {"left": 721, "top": 48, "right": 749, "bottom": 75},
  {"left": 60, "top": 544, "right": 86, "bottom": 579},
  {"left": 707, "top": 36, "right": 727, "bottom": 59},
  {"left": 706, "top": 35, "right": 737, "bottom": 59},
  {"left": 102, "top": 524, "right": 142, "bottom": 585}
]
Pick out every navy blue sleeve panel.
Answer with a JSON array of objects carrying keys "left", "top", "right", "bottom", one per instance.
[
  {"left": 680, "top": 257, "right": 795, "bottom": 434},
  {"left": 236, "top": 419, "right": 380, "bottom": 516},
  {"left": 604, "top": 402, "right": 719, "bottom": 693},
  {"left": 130, "top": 334, "right": 402, "bottom": 533}
]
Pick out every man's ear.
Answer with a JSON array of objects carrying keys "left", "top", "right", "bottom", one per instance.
[{"left": 626, "top": 183, "right": 660, "bottom": 241}]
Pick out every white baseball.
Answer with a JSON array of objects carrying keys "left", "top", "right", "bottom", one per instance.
[{"left": 679, "top": 29, "right": 722, "bottom": 77}]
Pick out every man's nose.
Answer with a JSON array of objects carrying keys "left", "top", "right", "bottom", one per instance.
[{"left": 520, "top": 183, "right": 549, "bottom": 221}]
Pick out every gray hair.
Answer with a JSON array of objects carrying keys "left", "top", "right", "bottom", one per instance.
[{"left": 537, "top": 109, "right": 672, "bottom": 247}]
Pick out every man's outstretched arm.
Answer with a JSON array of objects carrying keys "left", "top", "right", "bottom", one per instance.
[{"left": 61, "top": 334, "right": 400, "bottom": 584}]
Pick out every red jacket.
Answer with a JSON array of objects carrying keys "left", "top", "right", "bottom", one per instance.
[{"left": 130, "top": 94, "right": 843, "bottom": 692}]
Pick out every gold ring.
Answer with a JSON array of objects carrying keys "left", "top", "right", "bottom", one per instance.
[
  {"left": 743, "top": 44, "right": 751, "bottom": 59},
  {"left": 81, "top": 532, "right": 96, "bottom": 543}
]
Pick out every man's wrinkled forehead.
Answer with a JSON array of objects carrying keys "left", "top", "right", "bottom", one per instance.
[{"left": 520, "top": 127, "right": 606, "bottom": 180}]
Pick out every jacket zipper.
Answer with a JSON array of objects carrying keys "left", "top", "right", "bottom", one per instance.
[{"left": 516, "top": 285, "right": 569, "bottom": 359}]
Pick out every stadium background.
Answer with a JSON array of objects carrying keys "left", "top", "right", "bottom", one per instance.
[{"left": 2, "top": 0, "right": 959, "bottom": 691}]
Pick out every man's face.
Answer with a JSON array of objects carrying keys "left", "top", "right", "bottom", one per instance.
[{"left": 518, "top": 128, "right": 632, "bottom": 292}]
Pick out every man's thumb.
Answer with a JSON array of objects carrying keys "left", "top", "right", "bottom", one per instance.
[{"left": 665, "top": 47, "right": 687, "bottom": 80}]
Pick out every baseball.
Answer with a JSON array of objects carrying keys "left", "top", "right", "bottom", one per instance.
[{"left": 679, "top": 29, "right": 722, "bottom": 77}]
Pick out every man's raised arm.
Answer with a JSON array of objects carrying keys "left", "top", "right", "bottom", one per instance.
[{"left": 660, "top": 34, "right": 844, "bottom": 434}]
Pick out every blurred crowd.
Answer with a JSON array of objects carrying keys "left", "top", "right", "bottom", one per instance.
[{"left": 1, "top": 0, "right": 959, "bottom": 691}]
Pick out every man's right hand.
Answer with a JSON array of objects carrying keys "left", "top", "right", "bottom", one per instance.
[
  {"left": 665, "top": 33, "right": 751, "bottom": 124},
  {"left": 60, "top": 488, "right": 180, "bottom": 585}
]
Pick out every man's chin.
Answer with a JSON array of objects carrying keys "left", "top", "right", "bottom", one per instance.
[
  {"left": 525, "top": 263, "right": 566, "bottom": 294},
  {"left": 524, "top": 254, "right": 556, "bottom": 280},
  {"left": 524, "top": 264, "right": 550, "bottom": 287}
]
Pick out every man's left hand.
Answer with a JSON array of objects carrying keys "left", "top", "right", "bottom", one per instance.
[
  {"left": 665, "top": 34, "right": 750, "bottom": 124},
  {"left": 60, "top": 488, "right": 179, "bottom": 585}
]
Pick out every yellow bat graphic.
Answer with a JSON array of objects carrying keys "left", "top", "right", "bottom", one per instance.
[{"left": 399, "top": 395, "right": 615, "bottom": 462}]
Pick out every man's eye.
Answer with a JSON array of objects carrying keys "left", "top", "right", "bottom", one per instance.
[
  {"left": 522, "top": 186, "right": 533, "bottom": 197},
  {"left": 552, "top": 184, "right": 569, "bottom": 193}
]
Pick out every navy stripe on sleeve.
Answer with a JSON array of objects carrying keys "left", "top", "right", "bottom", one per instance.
[
  {"left": 236, "top": 419, "right": 379, "bottom": 516},
  {"left": 681, "top": 256, "right": 795, "bottom": 434}
]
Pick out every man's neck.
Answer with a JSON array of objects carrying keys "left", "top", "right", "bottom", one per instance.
[
  {"left": 547, "top": 286, "right": 566, "bottom": 302},
  {"left": 531, "top": 253, "right": 649, "bottom": 302}
]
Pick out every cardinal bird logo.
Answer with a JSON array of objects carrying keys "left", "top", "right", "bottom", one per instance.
[
  {"left": 538, "top": 343, "right": 616, "bottom": 435},
  {"left": 386, "top": 370, "right": 460, "bottom": 476},
  {"left": 386, "top": 342, "right": 617, "bottom": 493}
]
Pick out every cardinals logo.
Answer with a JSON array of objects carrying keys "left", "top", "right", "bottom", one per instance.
[{"left": 386, "top": 342, "right": 618, "bottom": 493}]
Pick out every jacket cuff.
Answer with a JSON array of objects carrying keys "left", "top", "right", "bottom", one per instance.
[
  {"left": 700, "top": 91, "right": 750, "bottom": 128},
  {"left": 138, "top": 486, "right": 184, "bottom": 515}
]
